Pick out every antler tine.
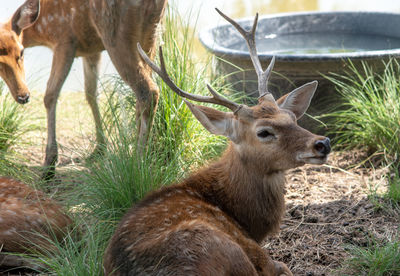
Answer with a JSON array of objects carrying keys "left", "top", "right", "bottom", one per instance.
[
  {"left": 215, "top": 8, "right": 274, "bottom": 98},
  {"left": 205, "top": 84, "right": 243, "bottom": 113},
  {"left": 137, "top": 43, "right": 241, "bottom": 113}
]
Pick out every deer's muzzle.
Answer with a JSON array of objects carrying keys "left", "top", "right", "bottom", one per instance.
[{"left": 17, "top": 93, "right": 30, "bottom": 104}]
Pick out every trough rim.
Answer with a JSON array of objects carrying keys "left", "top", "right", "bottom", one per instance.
[{"left": 199, "top": 11, "right": 400, "bottom": 61}]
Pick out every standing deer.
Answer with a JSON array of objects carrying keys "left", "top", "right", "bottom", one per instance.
[
  {"left": 103, "top": 9, "right": 331, "bottom": 276},
  {"left": 0, "top": 0, "right": 168, "bottom": 179},
  {"left": 0, "top": 177, "right": 72, "bottom": 270}
]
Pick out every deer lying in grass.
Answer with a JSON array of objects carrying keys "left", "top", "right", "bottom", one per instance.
[
  {"left": 0, "top": 0, "right": 168, "bottom": 179},
  {"left": 103, "top": 9, "right": 331, "bottom": 276},
  {"left": 0, "top": 177, "right": 72, "bottom": 270}
]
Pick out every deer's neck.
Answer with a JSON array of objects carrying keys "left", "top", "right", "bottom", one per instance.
[
  {"left": 20, "top": 26, "right": 39, "bottom": 48},
  {"left": 185, "top": 144, "right": 286, "bottom": 242}
]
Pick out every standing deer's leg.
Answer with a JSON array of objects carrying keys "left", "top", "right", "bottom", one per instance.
[
  {"left": 91, "top": 0, "right": 166, "bottom": 148},
  {"left": 43, "top": 42, "right": 76, "bottom": 180},
  {"left": 83, "top": 53, "right": 104, "bottom": 156},
  {"left": 134, "top": 63, "right": 159, "bottom": 147},
  {"left": 101, "top": 45, "right": 159, "bottom": 148},
  {"left": 132, "top": 4, "right": 166, "bottom": 147}
]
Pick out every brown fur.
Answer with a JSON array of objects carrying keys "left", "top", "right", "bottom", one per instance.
[
  {"left": 104, "top": 97, "right": 329, "bottom": 275},
  {"left": 0, "top": 0, "right": 168, "bottom": 178},
  {"left": 0, "top": 177, "right": 72, "bottom": 268}
]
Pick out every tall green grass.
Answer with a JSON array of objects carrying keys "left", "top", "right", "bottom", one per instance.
[
  {"left": 322, "top": 59, "right": 400, "bottom": 204},
  {"left": 0, "top": 82, "right": 30, "bottom": 153},
  {"left": 34, "top": 219, "right": 111, "bottom": 276},
  {"left": 80, "top": 92, "right": 185, "bottom": 222},
  {"left": 152, "top": 5, "right": 231, "bottom": 164},
  {"left": 322, "top": 60, "right": 400, "bottom": 164},
  {"left": 0, "top": 81, "right": 39, "bottom": 183}
]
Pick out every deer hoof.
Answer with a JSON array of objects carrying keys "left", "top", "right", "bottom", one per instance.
[
  {"left": 42, "top": 166, "right": 56, "bottom": 182},
  {"left": 273, "top": 261, "right": 293, "bottom": 276},
  {"left": 87, "top": 145, "right": 105, "bottom": 161}
]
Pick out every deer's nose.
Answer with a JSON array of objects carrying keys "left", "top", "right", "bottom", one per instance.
[
  {"left": 314, "top": 137, "right": 331, "bottom": 155},
  {"left": 17, "top": 94, "right": 30, "bottom": 104}
]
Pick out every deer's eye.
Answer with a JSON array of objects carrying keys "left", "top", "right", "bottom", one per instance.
[
  {"left": 257, "top": 130, "right": 273, "bottom": 138},
  {"left": 16, "top": 49, "right": 24, "bottom": 62},
  {"left": 0, "top": 49, "right": 7, "bottom": 56},
  {"left": 256, "top": 127, "right": 276, "bottom": 142}
]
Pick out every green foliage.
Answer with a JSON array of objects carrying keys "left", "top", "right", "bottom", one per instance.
[
  {"left": 0, "top": 82, "right": 38, "bottom": 183},
  {"left": 0, "top": 82, "right": 30, "bottom": 153},
  {"left": 323, "top": 59, "right": 400, "bottom": 203},
  {"left": 343, "top": 238, "right": 400, "bottom": 276},
  {"left": 322, "top": 60, "right": 400, "bottom": 164},
  {"left": 80, "top": 99, "right": 185, "bottom": 223},
  {"left": 152, "top": 4, "right": 229, "bottom": 164},
  {"left": 387, "top": 169, "right": 400, "bottom": 203},
  {"left": 29, "top": 218, "right": 110, "bottom": 276}
]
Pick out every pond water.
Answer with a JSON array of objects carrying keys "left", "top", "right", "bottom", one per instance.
[{"left": 228, "top": 33, "right": 400, "bottom": 55}]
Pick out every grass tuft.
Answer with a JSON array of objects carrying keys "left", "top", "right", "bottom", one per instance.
[
  {"left": 152, "top": 4, "right": 230, "bottom": 165},
  {"left": 322, "top": 59, "right": 400, "bottom": 164},
  {"left": 0, "top": 82, "right": 31, "bottom": 153},
  {"left": 343, "top": 238, "right": 400, "bottom": 276},
  {"left": 323, "top": 59, "right": 400, "bottom": 203},
  {"left": 387, "top": 170, "right": 400, "bottom": 203},
  {"left": 32, "top": 218, "right": 110, "bottom": 276}
]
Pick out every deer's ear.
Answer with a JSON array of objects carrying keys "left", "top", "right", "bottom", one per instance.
[
  {"left": 184, "top": 100, "right": 240, "bottom": 143},
  {"left": 12, "top": 0, "right": 40, "bottom": 36},
  {"left": 276, "top": 81, "right": 318, "bottom": 119}
]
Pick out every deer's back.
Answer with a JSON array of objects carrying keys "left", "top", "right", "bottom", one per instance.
[
  {"left": 23, "top": 0, "right": 167, "bottom": 56},
  {"left": 103, "top": 185, "right": 258, "bottom": 275},
  {"left": 22, "top": 0, "right": 103, "bottom": 55},
  {"left": 0, "top": 177, "right": 72, "bottom": 253}
]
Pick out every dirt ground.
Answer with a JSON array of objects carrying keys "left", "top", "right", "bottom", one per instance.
[
  {"left": 3, "top": 91, "right": 400, "bottom": 275},
  {"left": 266, "top": 151, "right": 399, "bottom": 275}
]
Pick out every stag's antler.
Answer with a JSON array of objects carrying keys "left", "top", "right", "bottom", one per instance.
[
  {"left": 137, "top": 43, "right": 242, "bottom": 113},
  {"left": 215, "top": 8, "right": 275, "bottom": 99}
]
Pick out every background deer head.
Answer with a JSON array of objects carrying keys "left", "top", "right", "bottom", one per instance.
[{"left": 0, "top": 0, "right": 40, "bottom": 104}]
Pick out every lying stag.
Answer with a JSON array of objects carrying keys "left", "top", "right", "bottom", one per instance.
[{"left": 103, "top": 9, "right": 331, "bottom": 276}]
